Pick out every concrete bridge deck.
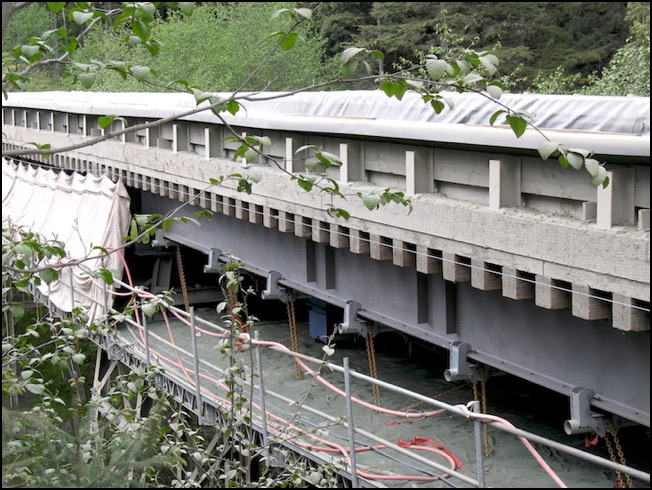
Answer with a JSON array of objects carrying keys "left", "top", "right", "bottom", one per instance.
[{"left": 2, "top": 91, "right": 649, "bottom": 431}]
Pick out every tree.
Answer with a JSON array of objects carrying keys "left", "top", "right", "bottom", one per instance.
[{"left": 2, "top": 2, "right": 617, "bottom": 487}]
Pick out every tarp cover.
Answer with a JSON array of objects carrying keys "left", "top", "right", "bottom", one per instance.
[{"left": 2, "top": 158, "right": 131, "bottom": 321}]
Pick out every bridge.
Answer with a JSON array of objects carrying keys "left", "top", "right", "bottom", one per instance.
[{"left": 2, "top": 90, "right": 650, "bottom": 442}]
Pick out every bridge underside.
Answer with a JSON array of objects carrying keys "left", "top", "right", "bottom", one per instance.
[{"left": 139, "top": 190, "right": 650, "bottom": 428}]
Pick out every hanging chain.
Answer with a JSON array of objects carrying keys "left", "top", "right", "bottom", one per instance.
[
  {"left": 398, "top": 383, "right": 467, "bottom": 412},
  {"left": 175, "top": 246, "right": 191, "bottom": 313},
  {"left": 606, "top": 421, "right": 633, "bottom": 488},
  {"left": 285, "top": 292, "right": 303, "bottom": 381},
  {"left": 365, "top": 327, "right": 382, "bottom": 408},
  {"left": 480, "top": 367, "right": 491, "bottom": 457}
]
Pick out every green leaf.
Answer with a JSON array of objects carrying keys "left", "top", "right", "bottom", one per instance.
[
  {"left": 178, "top": 2, "right": 194, "bottom": 16},
  {"left": 316, "top": 151, "right": 342, "bottom": 167},
  {"left": 566, "top": 151, "right": 584, "bottom": 170},
  {"left": 342, "top": 47, "right": 364, "bottom": 64},
  {"left": 72, "top": 11, "right": 94, "bottom": 25},
  {"left": 131, "top": 65, "right": 153, "bottom": 82},
  {"left": 293, "top": 7, "right": 313, "bottom": 19},
  {"left": 591, "top": 165, "right": 609, "bottom": 187},
  {"left": 425, "top": 59, "right": 449, "bottom": 80},
  {"left": 39, "top": 268, "right": 59, "bottom": 285},
  {"left": 79, "top": 73, "right": 97, "bottom": 89},
  {"left": 20, "top": 45, "right": 41, "bottom": 58},
  {"left": 505, "top": 115, "right": 527, "bottom": 138},
  {"left": 538, "top": 141, "right": 561, "bottom": 160},
  {"left": 47, "top": 3, "right": 67, "bottom": 13},
  {"left": 141, "top": 302, "right": 158, "bottom": 317},
  {"left": 226, "top": 100, "right": 240, "bottom": 116},
  {"left": 99, "top": 269, "right": 114, "bottom": 285},
  {"left": 98, "top": 115, "right": 115, "bottom": 129},
  {"left": 584, "top": 158, "right": 601, "bottom": 177},
  {"left": 361, "top": 193, "right": 381, "bottom": 211},
  {"left": 131, "top": 20, "right": 150, "bottom": 41},
  {"left": 72, "top": 353, "right": 86, "bottom": 364},
  {"left": 558, "top": 154, "right": 570, "bottom": 168},
  {"left": 26, "top": 384, "right": 46, "bottom": 396},
  {"left": 430, "top": 99, "right": 446, "bottom": 114},
  {"left": 479, "top": 55, "right": 499, "bottom": 75},
  {"left": 279, "top": 32, "right": 299, "bottom": 51},
  {"left": 10, "top": 305, "right": 25, "bottom": 320},
  {"left": 463, "top": 73, "right": 484, "bottom": 85},
  {"left": 486, "top": 84, "right": 503, "bottom": 100}
]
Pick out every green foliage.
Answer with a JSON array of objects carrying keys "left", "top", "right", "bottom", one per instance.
[
  {"left": 67, "top": 3, "right": 334, "bottom": 93},
  {"left": 2, "top": 3, "right": 53, "bottom": 49}
]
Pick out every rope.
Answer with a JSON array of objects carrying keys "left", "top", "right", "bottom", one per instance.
[
  {"left": 606, "top": 421, "right": 633, "bottom": 488},
  {"left": 175, "top": 246, "right": 191, "bottom": 314},
  {"left": 366, "top": 327, "right": 382, "bottom": 408},
  {"left": 285, "top": 292, "right": 303, "bottom": 381}
]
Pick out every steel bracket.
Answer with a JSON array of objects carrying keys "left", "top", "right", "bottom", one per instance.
[
  {"left": 261, "top": 271, "right": 288, "bottom": 303},
  {"left": 564, "top": 387, "right": 606, "bottom": 437},
  {"left": 203, "top": 248, "right": 223, "bottom": 274},
  {"left": 152, "top": 229, "right": 172, "bottom": 248},
  {"left": 444, "top": 341, "right": 478, "bottom": 384},
  {"left": 337, "top": 300, "right": 368, "bottom": 337}
]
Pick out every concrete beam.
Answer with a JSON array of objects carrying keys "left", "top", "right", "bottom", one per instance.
[
  {"left": 312, "top": 220, "right": 330, "bottom": 243},
  {"left": 349, "top": 230, "right": 370, "bottom": 255},
  {"left": 502, "top": 267, "right": 534, "bottom": 300},
  {"left": 416, "top": 245, "right": 442, "bottom": 274},
  {"left": 249, "top": 204, "right": 263, "bottom": 225},
  {"left": 535, "top": 275, "right": 571, "bottom": 310},
  {"left": 235, "top": 200, "right": 249, "bottom": 221},
  {"left": 393, "top": 240, "right": 416, "bottom": 267},
  {"left": 443, "top": 252, "right": 471, "bottom": 283},
  {"left": 612, "top": 295, "right": 649, "bottom": 332},
  {"left": 330, "top": 224, "right": 349, "bottom": 249},
  {"left": 471, "top": 260, "right": 502, "bottom": 291},
  {"left": 295, "top": 216, "right": 312, "bottom": 238},
  {"left": 263, "top": 207, "right": 278, "bottom": 229},
  {"left": 638, "top": 209, "right": 650, "bottom": 232},
  {"left": 370, "top": 234, "right": 393, "bottom": 261},
  {"left": 572, "top": 285, "right": 610, "bottom": 320},
  {"left": 278, "top": 211, "right": 295, "bottom": 233}
]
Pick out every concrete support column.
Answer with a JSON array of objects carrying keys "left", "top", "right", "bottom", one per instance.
[
  {"left": 235, "top": 200, "right": 249, "bottom": 221},
  {"left": 489, "top": 158, "right": 521, "bottom": 210},
  {"left": 205, "top": 127, "right": 223, "bottom": 159},
  {"left": 340, "top": 142, "right": 364, "bottom": 183},
  {"left": 249, "top": 204, "right": 263, "bottom": 225},
  {"left": 285, "top": 137, "right": 306, "bottom": 173},
  {"left": 639, "top": 209, "right": 650, "bottom": 231},
  {"left": 597, "top": 168, "right": 636, "bottom": 228},
  {"left": 406, "top": 149, "right": 434, "bottom": 195}
]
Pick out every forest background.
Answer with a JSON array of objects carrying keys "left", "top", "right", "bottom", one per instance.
[{"left": 3, "top": 1, "right": 650, "bottom": 97}]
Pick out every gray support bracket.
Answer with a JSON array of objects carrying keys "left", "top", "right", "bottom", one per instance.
[
  {"left": 203, "top": 248, "right": 223, "bottom": 274},
  {"left": 337, "top": 300, "right": 368, "bottom": 337},
  {"left": 444, "top": 341, "right": 478, "bottom": 384},
  {"left": 152, "top": 229, "right": 172, "bottom": 248},
  {"left": 564, "top": 387, "right": 606, "bottom": 437},
  {"left": 261, "top": 271, "right": 288, "bottom": 303}
]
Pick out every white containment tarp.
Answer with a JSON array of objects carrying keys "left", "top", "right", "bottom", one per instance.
[{"left": 2, "top": 159, "right": 131, "bottom": 321}]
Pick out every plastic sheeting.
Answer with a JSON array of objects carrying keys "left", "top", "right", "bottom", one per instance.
[
  {"left": 5, "top": 90, "right": 650, "bottom": 136},
  {"left": 2, "top": 159, "right": 131, "bottom": 321}
]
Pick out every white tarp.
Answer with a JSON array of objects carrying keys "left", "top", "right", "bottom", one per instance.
[{"left": 2, "top": 158, "right": 131, "bottom": 322}]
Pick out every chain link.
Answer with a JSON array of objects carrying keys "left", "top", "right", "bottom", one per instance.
[
  {"left": 365, "top": 328, "right": 382, "bottom": 408},
  {"left": 175, "top": 246, "right": 191, "bottom": 313},
  {"left": 606, "top": 421, "right": 633, "bottom": 488},
  {"left": 480, "top": 368, "right": 491, "bottom": 457},
  {"left": 285, "top": 292, "right": 303, "bottom": 381},
  {"left": 398, "top": 383, "right": 467, "bottom": 412}
]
